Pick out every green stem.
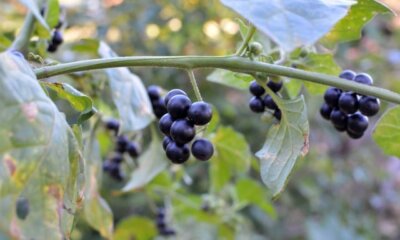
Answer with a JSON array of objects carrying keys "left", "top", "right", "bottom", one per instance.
[
  {"left": 10, "top": 13, "right": 36, "bottom": 53},
  {"left": 235, "top": 26, "right": 256, "bottom": 56},
  {"left": 34, "top": 55, "right": 400, "bottom": 104},
  {"left": 187, "top": 70, "right": 203, "bottom": 101}
]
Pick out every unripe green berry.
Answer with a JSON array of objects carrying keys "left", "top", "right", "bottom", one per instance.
[{"left": 249, "top": 42, "right": 263, "bottom": 56}]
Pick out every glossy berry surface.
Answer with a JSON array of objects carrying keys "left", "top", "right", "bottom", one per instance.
[
  {"left": 249, "top": 80, "right": 265, "bottom": 96},
  {"left": 105, "top": 119, "right": 119, "bottom": 133},
  {"left": 274, "top": 109, "right": 282, "bottom": 121},
  {"left": 347, "top": 129, "right": 364, "bottom": 139},
  {"left": 159, "top": 114, "right": 174, "bottom": 136},
  {"left": 170, "top": 119, "right": 195, "bottom": 145},
  {"left": 165, "top": 142, "right": 190, "bottom": 164},
  {"left": 354, "top": 73, "right": 373, "bottom": 85},
  {"left": 330, "top": 109, "right": 347, "bottom": 127},
  {"left": 320, "top": 103, "right": 332, "bottom": 120},
  {"left": 47, "top": 43, "right": 58, "bottom": 53},
  {"left": 267, "top": 80, "right": 283, "bottom": 93},
  {"left": 324, "top": 87, "right": 342, "bottom": 107},
  {"left": 338, "top": 92, "right": 359, "bottom": 114},
  {"left": 188, "top": 101, "right": 213, "bottom": 125},
  {"left": 167, "top": 95, "right": 192, "bottom": 119},
  {"left": 339, "top": 70, "right": 356, "bottom": 81},
  {"left": 52, "top": 30, "right": 63, "bottom": 45},
  {"left": 359, "top": 96, "right": 380, "bottom": 116},
  {"left": 164, "top": 89, "right": 187, "bottom": 106},
  {"left": 191, "top": 139, "right": 214, "bottom": 161},
  {"left": 263, "top": 95, "right": 277, "bottom": 110},
  {"left": 249, "top": 96, "right": 264, "bottom": 113},
  {"left": 108, "top": 162, "right": 123, "bottom": 181},
  {"left": 162, "top": 136, "right": 173, "bottom": 151},
  {"left": 116, "top": 135, "right": 129, "bottom": 153},
  {"left": 127, "top": 142, "right": 140, "bottom": 158},
  {"left": 347, "top": 113, "right": 368, "bottom": 134},
  {"left": 152, "top": 98, "right": 168, "bottom": 119},
  {"left": 147, "top": 85, "right": 162, "bottom": 101}
]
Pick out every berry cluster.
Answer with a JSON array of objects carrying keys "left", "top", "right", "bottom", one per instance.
[
  {"left": 102, "top": 119, "right": 141, "bottom": 180},
  {"left": 147, "top": 85, "right": 168, "bottom": 119},
  {"left": 158, "top": 88, "right": 214, "bottom": 164},
  {"left": 248, "top": 78, "right": 283, "bottom": 120},
  {"left": 41, "top": 8, "right": 64, "bottom": 53},
  {"left": 320, "top": 70, "right": 381, "bottom": 139},
  {"left": 155, "top": 207, "right": 176, "bottom": 237}
]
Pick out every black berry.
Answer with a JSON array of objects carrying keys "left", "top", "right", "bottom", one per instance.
[
  {"left": 51, "top": 30, "right": 63, "bottom": 45},
  {"left": 273, "top": 109, "right": 282, "bottom": 121},
  {"left": 47, "top": 43, "right": 58, "bottom": 53},
  {"left": 263, "top": 95, "right": 277, "bottom": 110},
  {"left": 339, "top": 70, "right": 356, "bottom": 81},
  {"left": 162, "top": 136, "right": 173, "bottom": 151},
  {"left": 164, "top": 89, "right": 187, "bottom": 106},
  {"left": 187, "top": 101, "right": 213, "bottom": 125},
  {"left": 347, "top": 113, "right": 368, "bottom": 134},
  {"left": 338, "top": 92, "right": 359, "bottom": 114},
  {"left": 249, "top": 96, "right": 265, "bottom": 113},
  {"left": 147, "top": 85, "right": 162, "bottom": 101},
  {"left": 127, "top": 141, "right": 140, "bottom": 158},
  {"left": 152, "top": 98, "right": 168, "bottom": 119},
  {"left": 167, "top": 95, "right": 192, "bottom": 119},
  {"left": 359, "top": 96, "right": 380, "bottom": 116},
  {"left": 110, "top": 154, "right": 123, "bottom": 163},
  {"left": 249, "top": 80, "right": 265, "bottom": 96},
  {"left": 354, "top": 73, "right": 373, "bottom": 85},
  {"left": 347, "top": 129, "right": 364, "bottom": 139},
  {"left": 330, "top": 108, "right": 347, "bottom": 128},
  {"left": 191, "top": 139, "right": 214, "bottom": 161},
  {"left": 165, "top": 142, "right": 190, "bottom": 164},
  {"left": 267, "top": 80, "right": 283, "bottom": 92},
  {"left": 320, "top": 103, "right": 332, "bottom": 120},
  {"left": 334, "top": 124, "right": 346, "bottom": 132},
  {"left": 108, "top": 162, "right": 124, "bottom": 181},
  {"left": 170, "top": 119, "right": 195, "bottom": 145},
  {"left": 159, "top": 113, "right": 174, "bottom": 136},
  {"left": 324, "top": 88, "right": 342, "bottom": 107},
  {"left": 116, "top": 135, "right": 129, "bottom": 153},
  {"left": 105, "top": 119, "right": 119, "bottom": 133}
]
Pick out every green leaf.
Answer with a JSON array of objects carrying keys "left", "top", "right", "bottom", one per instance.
[
  {"left": 0, "top": 52, "right": 84, "bottom": 239},
  {"left": 35, "top": 0, "right": 60, "bottom": 38},
  {"left": 83, "top": 138, "right": 113, "bottom": 239},
  {"left": 210, "top": 127, "right": 251, "bottom": 192},
  {"left": 114, "top": 216, "right": 157, "bottom": 240},
  {"left": 19, "top": 0, "right": 50, "bottom": 31},
  {"left": 71, "top": 39, "right": 100, "bottom": 54},
  {"left": 322, "top": 0, "right": 392, "bottom": 46},
  {"left": 41, "top": 82, "right": 96, "bottom": 123},
  {"left": 235, "top": 178, "right": 276, "bottom": 218},
  {"left": 207, "top": 69, "right": 253, "bottom": 90},
  {"left": 373, "top": 107, "right": 400, "bottom": 157},
  {"left": 98, "top": 42, "right": 154, "bottom": 134},
  {"left": 220, "top": 0, "right": 354, "bottom": 51},
  {"left": 122, "top": 135, "right": 168, "bottom": 192},
  {"left": 256, "top": 96, "right": 309, "bottom": 197}
]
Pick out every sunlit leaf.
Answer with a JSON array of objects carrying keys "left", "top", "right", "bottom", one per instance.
[
  {"left": 114, "top": 216, "right": 157, "bottom": 240},
  {"left": 373, "top": 106, "right": 400, "bottom": 157},
  {"left": 207, "top": 69, "right": 253, "bottom": 90},
  {"left": 71, "top": 39, "right": 100, "bottom": 54}
]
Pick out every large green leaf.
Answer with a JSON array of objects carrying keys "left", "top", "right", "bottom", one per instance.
[
  {"left": 373, "top": 107, "right": 400, "bottom": 157},
  {"left": 41, "top": 82, "right": 96, "bottom": 123},
  {"left": 19, "top": 0, "right": 50, "bottom": 31},
  {"left": 207, "top": 69, "right": 253, "bottom": 90},
  {"left": 122, "top": 136, "right": 168, "bottom": 192},
  {"left": 210, "top": 127, "right": 251, "bottom": 192},
  {"left": 114, "top": 216, "right": 157, "bottom": 240},
  {"left": 220, "top": 0, "right": 354, "bottom": 51},
  {"left": 98, "top": 42, "right": 154, "bottom": 134},
  {"left": 322, "top": 0, "right": 392, "bottom": 46},
  {"left": 0, "top": 52, "right": 84, "bottom": 239},
  {"left": 256, "top": 96, "right": 309, "bottom": 197}
]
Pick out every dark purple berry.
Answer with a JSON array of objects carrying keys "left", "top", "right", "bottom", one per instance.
[
  {"left": 162, "top": 136, "right": 173, "bottom": 151},
  {"left": 152, "top": 98, "right": 168, "bottom": 119},
  {"left": 249, "top": 80, "right": 265, "bottom": 96},
  {"left": 249, "top": 96, "right": 264, "bottom": 113},
  {"left": 359, "top": 96, "right": 380, "bottom": 116},
  {"left": 347, "top": 129, "right": 364, "bottom": 139},
  {"left": 166, "top": 142, "right": 190, "bottom": 164},
  {"left": 263, "top": 95, "right": 277, "bottom": 110},
  {"left": 274, "top": 109, "right": 282, "bottom": 121},
  {"left": 191, "top": 139, "right": 214, "bottom": 161},
  {"left": 187, "top": 101, "right": 213, "bottom": 125},
  {"left": 105, "top": 119, "right": 119, "bottom": 133},
  {"left": 102, "top": 161, "right": 113, "bottom": 172},
  {"left": 116, "top": 135, "right": 129, "bottom": 153},
  {"left": 156, "top": 218, "right": 166, "bottom": 229},
  {"left": 167, "top": 95, "right": 192, "bottom": 119},
  {"left": 164, "top": 89, "right": 187, "bottom": 106},
  {"left": 338, "top": 92, "right": 359, "bottom": 114},
  {"left": 330, "top": 108, "right": 347, "bottom": 127},
  {"left": 324, "top": 88, "right": 342, "bottom": 107},
  {"left": 110, "top": 154, "right": 123, "bottom": 163},
  {"left": 51, "top": 30, "right": 63, "bottom": 45},
  {"left": 339, "top": 70, "right": 356, "bottom": 81},
  {"left": 320, "top": 103, "right": 332, "bottom": 120},
  {"left": 147, "top": 85, "right": 162, "bottom": 101},
  {"left": 347, "top": 113, "right": 368, "bottom": 134},
  {"left": 159, "top": 114, "right": 174, "bottom": 136},
  {"left": 47, "top": 43, "right": 58, "bottom": 52},
  {"left": 170, "top": 119, "right": 195, "bottom": 145},
  {"left": 108, "top": 162, "right": 124, "bottom": 181},
  {"left": 334, "top": 124, "right": 346, "bottom": 132},
  {"left": 127, "top": 142, "right": 140, "bottom": 158},
  {"left": 354, "top": 73, "right": 373, "bottom": 85},
  {"left": 267, "top": 80, "right": 283, "bottom": 92}
]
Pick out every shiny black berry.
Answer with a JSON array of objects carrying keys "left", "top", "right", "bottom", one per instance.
[
  {"left": 152, "top": 98, "right": 168, "bottom": 119},
  {"left": 339, "top": 70, "right": 356, "bottom": 81},
  {"left": 116, "top": 135, "right": 129, "bottom": 153},
  {"left": 105, "top": 119, "right": 119, "bottom": 133},
  {"left": 359, "top": 96, "right": 380, "bottom": 116},
  {"left": 354, "top": 73, "right": 373, "bottom": 85},
  {"left": 162, "top": 136, "right": 173, "bottom": 151},
  {"left": 330, "top": 108, "right": 347, "bottom": 128},
  {"left": 127, "top": 142, "right": 140, "bottom": 158},
  {"left": 147, "top": 85, "right": 162, "bottom": 101},
  {"left": 263, "top": 95, "right": 277, "bottom": 110},
  {"left": 324, "top": 88, "right": 342, "bottom": 107},
  {"left": 51, "top": 30, "right": 63, "bottom": 45},
  {"left": 164, "top": 89, "right": 187, "bottom": 106},
  {"left": 334, "top": 124, "right": 347, "bottom": 132},
  {"left": 108, "top": 162, "right": 124, "bottom": 181},
  {"left": 267, "top": 80, "right": 283, "bottom": 93},
  {"left": 167, "top": 95, "right": 192, "bottom": 119},
  {"left": 249, "top": 96, "right": 264, "bottom": 113},
  {"left": 170, "top": 119, "right": 195, "bottom": 145},
  {"left": 274, "top": 109, "right": 282, "bottom": 121},
  {"left": 320, "top": 103, "right": 332, "bottom": 120},
  {"left": 188, "top": 101, "right": 213, "bottom": 125},
  {"left": 191, "top": 139, "right": 214, "bottom": 161},
  {"left": 47, "top": 43, "right": 58, "bottom": 52},
  {"left": 159, "top": 114, "right": 174, "bottom": 136},
  {"left": 347, "top": 129, "right": 364, "bottom": 139},
  {"left": 347, "top": 113, "right": 368, "bottom": 134},
  {"left": 249, "top": 80, "right": 265, "bottom": 96},
  {"left": 110, "top": 154, "right": 123, "bottom": 163},
  {"left": 338, "top": 92, "right": 359, "bottom": 114},
  {"left": 166, "top": 142, "right": 190, "bottom": 164}
]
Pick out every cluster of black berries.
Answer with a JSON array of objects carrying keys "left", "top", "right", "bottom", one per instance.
[
  {"left": 155, "top": 207, "right": 176, "bottom": 237},
  {"left": 102, "top": 119, "right": 140, "bottom": 180},
  {"left": 156, "top": 88, "right": 214, "bottom": 164},
  {"left": 248, "top": 78, "right": 283, "bottom": 120},
  {"left": 147, "top": 85, "right": 168, "bottom": 119},
  {"left": 320, "top": 70, "right": 381, "bottom": 139}
]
